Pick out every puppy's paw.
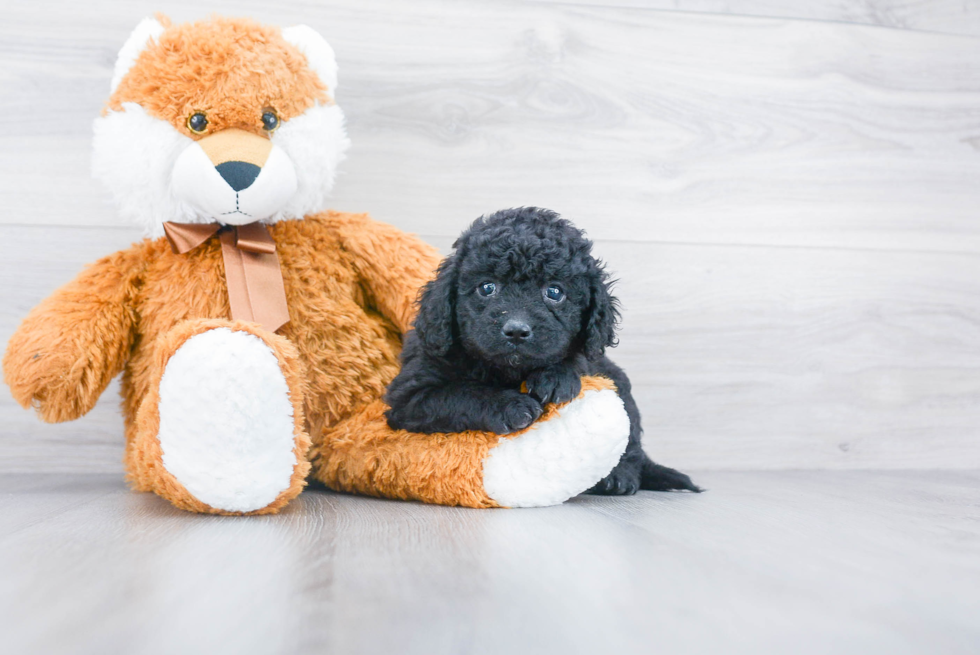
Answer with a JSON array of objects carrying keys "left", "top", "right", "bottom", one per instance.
[
  {"left": 525, "top": 365, "right": 582, "bottom": 405},
  {"left": 488, "top": 391, "right": 543, "bottom": 434},
  {"left": 588, "top": 464, "right": 641, "bottom": 496}
]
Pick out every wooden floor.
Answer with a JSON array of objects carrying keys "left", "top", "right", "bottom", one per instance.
[{"left": 2, "top": 470, "right": 978, "bottom": 655}]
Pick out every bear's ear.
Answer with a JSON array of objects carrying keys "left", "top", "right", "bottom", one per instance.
[
  {"left": 110, "top": 16, "right": 168, "bottom": 93},
  {"left": 282, "top": 25, "right": 339, "bottom": 94}
]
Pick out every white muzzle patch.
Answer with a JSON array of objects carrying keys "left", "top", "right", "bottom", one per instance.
[{"left": 171, "top": 137, "right": 298, "bottom": 225}]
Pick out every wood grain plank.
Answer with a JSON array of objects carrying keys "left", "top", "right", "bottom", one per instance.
[
  {"left": 1, "top": 1, "right": 979, "bottom": 253},
  {"left": 1, "top": 471, "right": 978, "bottom": 654},
  {"left": 4, "top": 225, "right": 979, "bottom": 472},
  {"left": 531, "top": 0, "right": 980, "bottom": 38}
]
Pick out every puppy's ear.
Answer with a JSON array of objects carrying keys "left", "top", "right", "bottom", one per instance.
[
  {"left": 583, "top": 269, "right": 620, "bottom": 361},
  {"left": 413, "top": 252, "right": 459, "bottom": 357}
]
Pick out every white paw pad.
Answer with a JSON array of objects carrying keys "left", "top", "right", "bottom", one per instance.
[
  {"left": 158, "top": 328, "right": 297, "bottom": 512},
  {"left": 482, "top": 389, "right": 630, "bottom": 508}
]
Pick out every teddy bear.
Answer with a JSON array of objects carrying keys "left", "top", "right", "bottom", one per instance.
[{"left": 2, "top": 15, "right": 631, "bottom": 515}]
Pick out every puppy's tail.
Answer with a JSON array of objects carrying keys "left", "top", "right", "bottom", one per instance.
[{"left": 640, "top": 456, "right": 702, "bottom": 493}]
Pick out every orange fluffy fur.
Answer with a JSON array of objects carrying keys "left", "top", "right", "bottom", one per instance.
[
  {"left": 108, "top": 16, "right": 330, "bottom": 138},
  {"left": 4, "top": 212, "right": 451, "bottom": 510}
]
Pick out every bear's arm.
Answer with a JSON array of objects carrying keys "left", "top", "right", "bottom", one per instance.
[
  {"left": 334, "top": 214, "right": 441, "bottom": 333},
  {"left": 3, "top": 244, "right": 145, "bottom": 423}
]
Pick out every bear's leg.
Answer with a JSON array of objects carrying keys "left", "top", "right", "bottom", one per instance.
[
  {"left": 129, "top": 319, "right": 310, "bottom": 515},
  {"left": 310, "top": 377, "right": 629, "bottom": 508},
  {"left": 481, "top": 378, "right": 631, "bottom": 507}
]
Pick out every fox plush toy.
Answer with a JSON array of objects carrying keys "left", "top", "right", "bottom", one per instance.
[{"left": 3, "top": 15, "right": 631, "bottom": 514}]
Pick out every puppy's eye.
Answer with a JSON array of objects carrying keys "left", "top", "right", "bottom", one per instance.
[
  {"left": 545, "top": 285, "right": 565, "bottom": 302},
  {"left": 477, "top": 282, "right": 496, "bottom": 297},
  {"left": 187, "top": 112, "right": 208, "bottom": 134},
  {"left": 261, "top": 110, "right": 280, "bottom": 132}
]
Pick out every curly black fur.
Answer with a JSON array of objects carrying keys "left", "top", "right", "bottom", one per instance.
[{"left": 385, "top": 207, "right": 700, "bottom": 495}]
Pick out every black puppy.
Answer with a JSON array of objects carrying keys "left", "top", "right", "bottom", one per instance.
[{"left": 385, "top": 207, "right": 699, "bottom": 494}]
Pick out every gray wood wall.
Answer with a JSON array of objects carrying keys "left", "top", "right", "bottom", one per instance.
[{"left": 2, "top": 0, "right": 979, "bottom": 473}]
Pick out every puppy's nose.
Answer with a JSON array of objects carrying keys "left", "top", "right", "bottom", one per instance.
[
  {"left": 216, "top": 161, "right": 261, "bottom": 192},
  {"left": 502, "top": 319, "right": 532, "bottom": 342}
]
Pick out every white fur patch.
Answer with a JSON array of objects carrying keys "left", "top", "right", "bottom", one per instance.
[
  {"left": 271, "top": 103, "right": 349, "bottom": 222},
  {"left": 110, "top": 17, "right": 166, "bottom": 93},
  {"left": 92, "top": 103, "right": 196, "bottom": 238},
  {"left": 171, "top": 141, "right": 299, "bottom": 225},
  {"left": 157, "top": 328, "right": 298, "bottom": 513},
  {"left": 281, "top": 25, "right": 339, "bottom": 93},
  {"left": 482, "top": 389, "right": 630, "bottom": 508}
]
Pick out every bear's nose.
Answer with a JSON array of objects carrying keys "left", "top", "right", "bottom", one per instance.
[
  {"left": 216, "top": 161, "right": 261, "bottom": 192},
  {"left": 502, "top": 319, "right": 532, "bottom": 342}
]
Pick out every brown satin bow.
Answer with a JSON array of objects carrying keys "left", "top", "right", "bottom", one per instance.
[{"left": 163, "top": 222, "right": 290, "bottom": 333}]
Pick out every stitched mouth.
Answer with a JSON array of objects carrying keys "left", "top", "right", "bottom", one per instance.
[{"left": 219, "top": 192, "right": 253, "bottom": 218}]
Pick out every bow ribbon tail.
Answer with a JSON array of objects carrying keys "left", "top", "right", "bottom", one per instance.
[
  {"left": 163, "top": 221, "right": 290, "bottom": 334},
  {"left": 163, "top": 221, "right": 220, "bottom": 254},
  {"left": 219, "top": 225, "right": 290, "bottom": 333}
]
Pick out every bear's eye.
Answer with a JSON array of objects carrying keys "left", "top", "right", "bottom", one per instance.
[
  {"left": 477, "top": 282, "right": 496, "bottom": 297},
  {"left": 262, "top": 110, "right": 280, "bottom": 132},
  {"left": 544, "top": 285, "right": 565, "bottom": 302},
  {"left": 186, "top": 112, "right": 208, "bottom": 134}
]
